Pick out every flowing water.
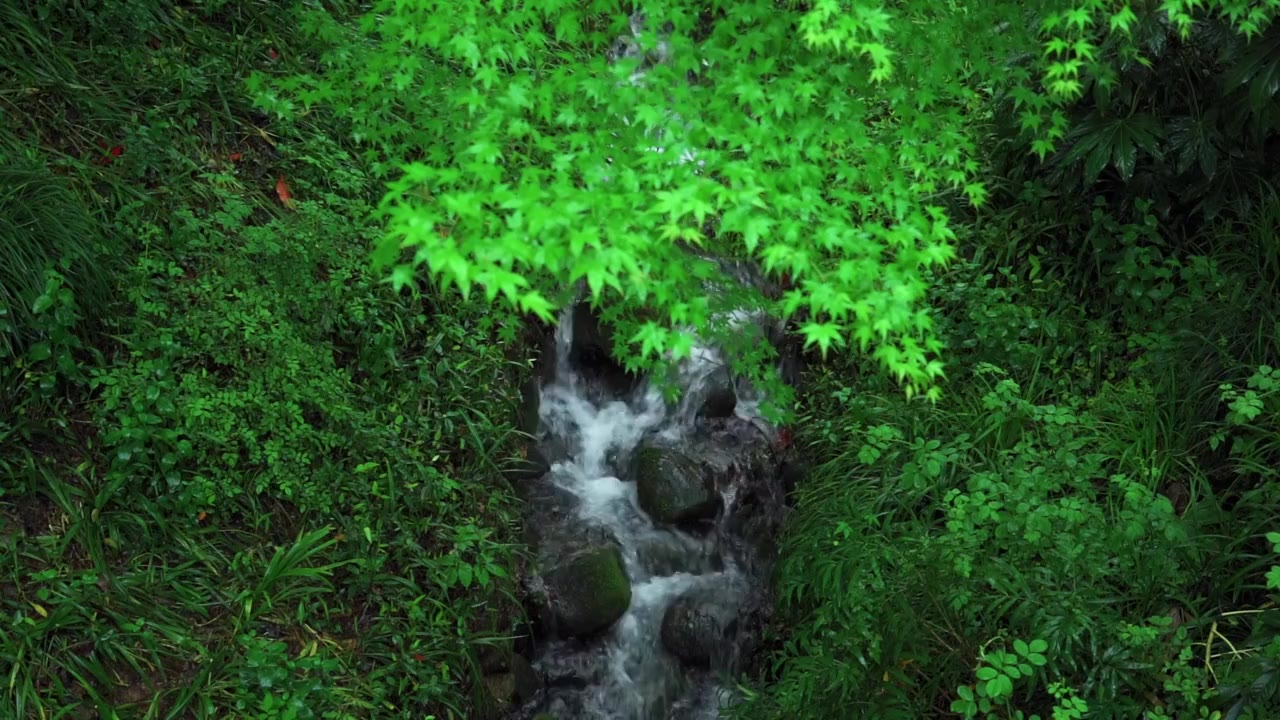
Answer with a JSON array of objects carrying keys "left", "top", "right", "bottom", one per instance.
[{"left": 516, "top": 308, "right": 780, "bottom": 720}]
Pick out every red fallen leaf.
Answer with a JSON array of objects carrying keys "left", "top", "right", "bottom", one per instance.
[
  {"left": 412, "top": 653, "right": 425, "bottom": 662},
  {"left": 775, "top": 427, "right": 794, "bottom": 451},
  {"left": 276, "top": 175, "right": 296, "bottom": 209},
  {"left": 268, "top": 48, "right": 279, "bottom": 60},
  {"left": 229, "top": 152, "right": 243, "bottom": 162},
  {"left": 95, "top": 140, "right": 125, "bottom": 165}
]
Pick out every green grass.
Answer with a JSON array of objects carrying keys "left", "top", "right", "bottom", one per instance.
[
  {"left": 0, "top": 2, "right": 533, "bottom": 718},
  {"left": 0, "top": 161, "right": 114, "bottom": 359}
]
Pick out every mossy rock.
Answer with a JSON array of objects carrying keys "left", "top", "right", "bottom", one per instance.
[
  {"left": 543, "top": 544, "right": 632, "bottom": 637},
  {"left": 631, "top": 445, "right": 719, "bottom": 525},
  {"left": 472, "top": 673, "right": 512, "bottom": 720},
  {"left": 472, "top": 654, "right": 541, "bottom": 719},
  {"left": 476, "top": 635, "right": 516, "bottom": 674}
]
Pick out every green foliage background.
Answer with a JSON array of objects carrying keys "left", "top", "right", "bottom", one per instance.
[{"left": 2, "top": 1, "right": 1280, "bottom": 719}]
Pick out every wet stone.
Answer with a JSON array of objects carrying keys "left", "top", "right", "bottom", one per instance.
[
  {"left": 517, "top": 376, "right": 541, "bottom": 435},
  {"left": 568, "top": 302, "right": 640, "bottom": 398},
  {"left": 694, "top": 367, "right": 737, "bottom": 420},
  {"left": 515, "top": 480, "right": 580, "bottom": 528},
  {"left": 660, "top": 589, "right": 741, "bottom": 667},
  {"left": 631, "top": 445, "right": 720, "bottom": 525},
  {"left": 541, "top": 543, "right": 632, "bottom": 638}
]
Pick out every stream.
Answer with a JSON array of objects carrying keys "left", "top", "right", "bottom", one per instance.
[{"left": 510, "top": 303, "right": 791, "bottom": 720}]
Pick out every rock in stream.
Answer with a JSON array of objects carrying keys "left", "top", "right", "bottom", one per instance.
[
  {"left": 631, "top": 445, "right": 720, "bottom": 525},
  {"left": 509, "top": 289, "right": 793, "bottom": 720}
]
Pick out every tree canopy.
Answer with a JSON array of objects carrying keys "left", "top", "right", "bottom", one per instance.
[{"left": 258, "top": 0, "right": 1279, "bottom": 402}]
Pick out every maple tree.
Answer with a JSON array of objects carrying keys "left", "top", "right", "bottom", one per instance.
[{"left": 256, "top": 0, "right": 1280, "bottom": 403}]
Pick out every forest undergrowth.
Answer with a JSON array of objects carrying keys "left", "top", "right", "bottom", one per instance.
[
  {"left": 1, "top": 3, "right": 535, "bottom": 718},
  {"left": 2, "top": 2, "right": 1280, "bottom": 720},
  {"left": 743, "top": 20, "right": 1280, "bottom": 720},
  {"left": 745, "top": 202, "right": 1280, "bottom": 719}
]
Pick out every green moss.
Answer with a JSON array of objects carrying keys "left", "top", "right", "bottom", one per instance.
[{"left": 546, "top": 545, "right": 632, "bottom": 636}]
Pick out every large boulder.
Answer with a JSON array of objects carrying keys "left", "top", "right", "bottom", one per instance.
[
  {"left": 707, "top": 423, "right": 788, "bottom": 574},
  {"left": 509, "top": 654, "right": 542, "bottom": 700},
  {"left": 630, "top": 445, "right": 720, "bottom": 525},
  {"left": 533, "top": 539, "right": 632, "bottom": 638},
  {"left": 517, "top": 478, "right": 633, "bottom": 638},
  {"left": 694, "top": 419, "right": 777, "bottom": 499},
  {"left": 660, "top": 589, "right": 740, "bottom": 667}
]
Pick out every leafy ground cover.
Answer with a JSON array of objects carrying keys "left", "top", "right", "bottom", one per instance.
[{"left": 1, "top": 3, "right": 534, "bottom": 718}]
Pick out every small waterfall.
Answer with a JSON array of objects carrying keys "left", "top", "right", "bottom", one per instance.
[{"left": 513, "top": 302, "right": 787, "bottom": 720}]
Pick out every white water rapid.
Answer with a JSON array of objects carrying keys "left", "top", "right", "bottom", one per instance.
[{"left": 517, "top": 307, "right": 778, "bottom": 720}]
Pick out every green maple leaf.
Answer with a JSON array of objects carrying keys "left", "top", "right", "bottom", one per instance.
[{"left": 800, "top": 322, "right": 846, "bottom": 356}]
